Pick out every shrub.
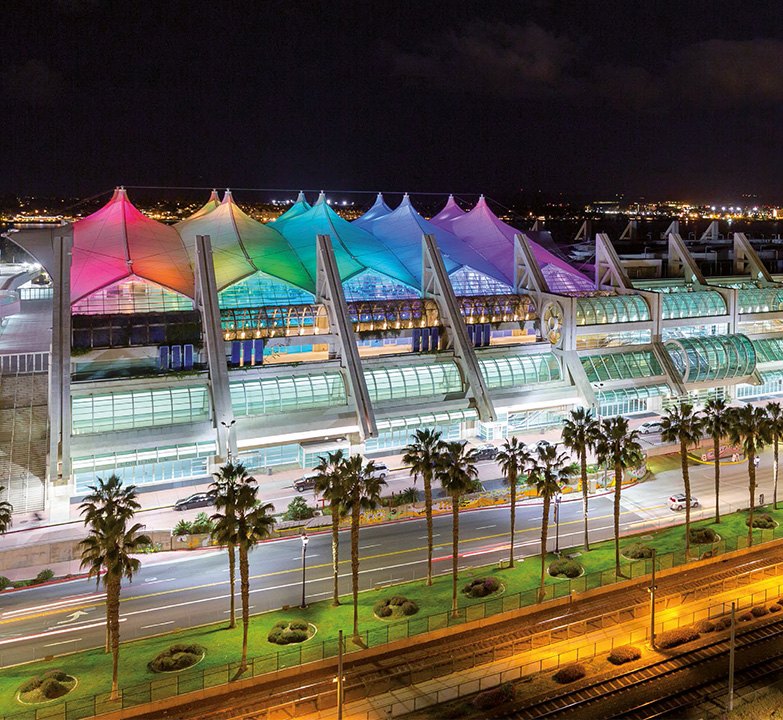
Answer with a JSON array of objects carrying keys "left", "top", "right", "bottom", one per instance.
[
  {"left": 274, "top": 620, "right": 288, "bottom": 629},
  {"left": 373, "top": 599, "right": 390, "bottom": 615},
  {"left": 472, "top": 682, "right": 515, "bottom": 710},
  {"left": 696, "top": 620, "right": 715, "bottom": 633},
  {"left": 553, "top": 663, "right": 586, "bottom": 684},
  {"left": 378, "top": 605, "right": 393, "bottom": 618},
  {"left": 12, "top": 580, "right": 30, "bottom": 588},
  {"left": 549, "top": 559, "right": 582, "bottom": 579},
  {"left": 462, "top": 577, "right": 501, "bottom": 597},
  {"left": 190, "top": 512, "right": 214, "bottom": 534},
  {"left": 397, "top": 487, "right": 420, "bottom": 505},
  {"left": 401, "top": 601, "right": 419, "bottom": 616},
  {"left": 484, "top": 577, "right": 500, "bottom": 592},
  {"left": 389, "top": 596, "right": 408, "bottom": 606},
  {"left": 623, "top": 543, "right": 653, "bottom": 559},
  {"left": 689, "top": 526, "right": 718, "bottom": 544},
  {"left": 751, "top": 605, "right": 769, "bottom": 617},
  {"left": 34, "top": 569, "right": 55, "bottom": 584},
  {"left": 289, "top": 620, "right": 309, "bottom": 631},
  {"left": 771, "top": 604, "right": 782, "bottom": 613},
  {"left": 39, "top": 678, "right": 68, "bottom": 700},
  {"left": 739, "top": 612, "right": 754, "bottom": 622},
  {"left": 150, "top": 644, "right": 205, "bottom": 671},
  {"left": 746, "top": 512, "right": 776, "bottom": 529},
  {"left": 169, "top": 643, "right": 188, "bottom": 653},
  {"left": 714, "top": 617, "right": 732, "bottom": 631},
  {"left": 283, "top": 496, "right": 315, "bottom": 521},
  {"left": 607, "top": 645, "right": 642, "bottom": 665},
  {"left": 19, "top": 677, "right": 43, "bottom": 694},
  {"left": 268, "top": 623, "right": 310, "bottom": 645},
  {"left": 656, "top": 627, "right": 699, "bottom": 649},
  {"left": 45, "top": 670, "right": 69, "bottom": 682},
  {"left": 173, "top": 519, "right": 192, "bottom": 537},
  {"left": 0, "top": 576, "right": 10, "bottom": 591},
  {"left": 183, "top": 644, "right": 202, "bottom": 655},
  {"left": 268, "top": 628, "right": 284, "bottom": 643}
]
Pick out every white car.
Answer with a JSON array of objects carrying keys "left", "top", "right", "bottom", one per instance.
[
  {"left": 669, "top": 493, "right": 699, "bottom": 511},
  {"left": 369, "top": 462, "right": 389, "bottom": 481},
  {"left": 637, "top": 420, "right": 664, "bottom": 435}
]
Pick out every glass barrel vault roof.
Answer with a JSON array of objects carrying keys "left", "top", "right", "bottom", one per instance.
[
  {"left": 581, "top": 351, "right": 663, "bottom": 382},
  {"left": 478, "top": 353, "right": 561, "bottom": 388},
  {"left": 576, "top": 295, "right": 650, "bottom": 325},
  {"left": 665, "top": 334, "right": 756, "bottom": 383},
  {"left": 660, "top": 291, "right": 727, "bottom": 319},
  {"left": 737, "top": 288, "right": 783, "bottom": 314}
]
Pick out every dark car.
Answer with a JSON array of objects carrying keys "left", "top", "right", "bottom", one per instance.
[
  {"left": 473, "top": 444, "right": 499, "bottom": 460},
  {"left": 174, "top": 493, "right": 213, "bottom": 511},
  {"left": 293, "top": 472, "right": 319, "bottom": 493}
]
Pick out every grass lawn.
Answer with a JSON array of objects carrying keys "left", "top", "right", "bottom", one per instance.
[{"left": 2, "top": 503, "right": 782, "bottom": 717}]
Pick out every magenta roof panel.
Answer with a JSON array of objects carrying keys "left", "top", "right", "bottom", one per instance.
[
  {"left": 429, "top": 195, "right": 467, "bottom": 229},
  {"left": 352, "top": 193, "right": 393, "bottom": 231},
  {"left": 70, "top": 188, "right": 194, "bottom": 303},
  {"left": 449, "top": 196, "right": 593, "bottom": 291}
]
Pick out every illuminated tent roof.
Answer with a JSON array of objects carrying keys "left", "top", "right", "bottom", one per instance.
[
  {"left": 70, "top": 187, "right": 194, "bottom": 302},
  {"left": 270, "top": 192, "right": 311, "bottom": 231},
  {"left": 176, "top": 190, "right": 313, "bottom": 292},
  {"left": 175, "top": 190, "right": 220, "bottom": 228},
  {"left": 279, "top": 193, "right": 418, "bottom": 287},
  {"left": 429, "top": 195, "right": 466, "bottom": 229},
  {"left": 371, "top": 194, "right": 505, "bottom": 286},
  {"left": 449, "top": 195, "right": 593, "bottom": 292},
  {"left": 353, "top": 193, "right": 393, "bottom": 231}
]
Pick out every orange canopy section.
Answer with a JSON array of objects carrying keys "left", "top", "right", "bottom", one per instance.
[{"left": 71, "top": 188, "right": 195, "bottom": 303}]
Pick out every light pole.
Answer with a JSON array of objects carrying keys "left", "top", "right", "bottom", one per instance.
[
  {"left": 299, "top": 530, "right": 309, "bottom": 609},
  {"left": 649, "top": 548, "right": 657, "bottom": 648},
  {"left": 727, "top": 601, "right": 736, "bottom": 712},
  {"left": 221, "top": 419, "right": 236, "bottom": 460},
  {"left": 554, "top": 492, "right": 562, "bottom": 555},
  {"left": 336, "top": 629, "right": 344, "bottom": 720}
]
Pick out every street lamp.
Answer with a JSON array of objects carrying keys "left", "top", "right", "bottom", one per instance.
[
  {"left": 300, "top": 530, "right": 309, "bottom": 609},
  {"left": 554, "top": 492, "right": 562, "bottom": 555},
  {"left": 221, "top": 419, "right": 236, "bottom": 460}
]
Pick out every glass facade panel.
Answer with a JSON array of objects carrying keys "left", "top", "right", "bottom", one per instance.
[
  {"left": 597, "top": 384, "right": 669, "bottom": 417},
  {"left": 72, "top": 278, "right": 193, "bottom": 315},
  {"left": 576, "top": 330, "right": 651, "bottom": 350},
  {"left": 343, "top": 269, "right": 419, "bottom": 302},
  {"left": 752, "top": 337, "right": 783, "bottom": 363},
  {"left": 737, "top": 288, "right": 783, "bottom": 314},
  {"left": 449, "top": 267, "right": 514, "bottom": 296},
  {"left": 660, "top": 291, "right": 727, "bottom": 319},
  {"left": 478, "top": 354, "right": 561, "bottom": 388},
  {"left": 665, "top": 334, "right": 756, "bottom": 383},
  {"left": 238, "top": 444, "right": 300, "bottom": 470},
  {"left": 363, "top": 363, "right": 462, "bottom": 402},
  {"left": 231, "top": 372, "right": 346, "bottom": 416},
  {"left": 575, "top": 295, "right": 650, "bottom": 325},
  {"left": 72, "top": 386, "right": 210, "bottom": 435},
  {"left": 218, "top": 272, "right": 314, "bottom": 308},
  {"left": 738, "top": 319, "right": 783, "bottom": 335},
  {"left": 580, "top": 351, "right": 663, "bottom": 382},
  {"left": 662, "top": 324, "right": 728, "bottom": 341},
  {"left": 736, "top": 371, "right": 783, "bottom": 399}
]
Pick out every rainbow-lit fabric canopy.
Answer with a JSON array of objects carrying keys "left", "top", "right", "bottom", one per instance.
[
  {"left": 175, "top": 190, "right": 220, "bottom": 228},
  {"left": 70, "top": 188, "right": 195, "bottom": 302},
  {"left": 352, "top": 193, "right": 393, "bottom": 231},
  {"left": 372, "top": 194, "right": 506, "bottom": 286},
  {"left": 429, "top": 195, "right": 466, "bottom": 229},
  {"left": 279, "top": 194, "right": 418, "bottom": 287},
  {"left": 176, "top": 191, "right": 313, "bottom": 292},
  {"left": 449, "top": 196, "right": 593, "bottom": 292},
  {"left": 270, "top": 192, "right": 311, "bottom": 231}
]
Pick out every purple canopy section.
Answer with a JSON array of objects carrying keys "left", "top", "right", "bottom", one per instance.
[
  {"left": 429, "top": 195, "right": 466, "bottom": 229},
  {"left": 447, "top": 196, "right": 593, "bottom": 293},
  {"left": 352, "top": 193, "right": 393, "bottom": 231}
]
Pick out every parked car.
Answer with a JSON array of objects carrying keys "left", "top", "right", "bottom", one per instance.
[
  {"left": 668, "top": 493, "right": 699, "bottom": 511},
  {"left": 369, "top": 462, "right": 389, "bottom": 480},
  {"left": 528, "top": 440, "right": 554, "bottom": 454},
  {"left": 293, "top": 472, "right": 320, "bottom": 493},
  {"left": 173, "top": 493, "right": 213, "bottom": 511},
  {"left": 473, "top": 444, "right": 499, "bottom": 460},
  {"left": 637, "top": 420, "right": 664, "bottom": 435}
]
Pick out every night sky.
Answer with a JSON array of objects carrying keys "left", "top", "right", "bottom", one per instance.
[{"left": 3, "top": 0, "right": 783, "bottom": 202}]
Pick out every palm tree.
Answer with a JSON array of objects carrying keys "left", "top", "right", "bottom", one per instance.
[
  {"left": 595, "top": 417, "right": 644, "bottom": 577},
  {"left": 343, "top": 455, "right": 386, "bottom": 642},
  {"left": 0, "top": 487, "right": 12, "bottom": 535},
  {"left": 80, "top": 481, "right": 149, "bottom": 700},
  {"left": 233, "top": 478, "right": 275, "bottom": 673},
  {"left": 436, "top": 441, "right": 479, "bottom": 618},
  {"left": 208, "top": 461, "right": 247, "bottom": 629},
  {"left": 702, "top": 397, "right": 729, "bottom": 523},
  {"left": 528, "top": 444, "right": 575, "bottom": 602},
  {"left": 727, "top": 404, "right": 772, "bottom": 546},
  {"left": 403, "top": 429, "right": 445, "bottom": 586},
  {"left": 314, "top": 450, "right": 349, "bottom": 606},
  {"left": 562, "top": 407, "right": 601, "bottom": 551},
  {"left": 767, "top": 402, "right": 783, "bottom": 509},
  {"left": 661, "top": 403, "right": 703, "bottom": 560},
  {"left": 496, "top": 437, "right": 531, "bottom": 568}
]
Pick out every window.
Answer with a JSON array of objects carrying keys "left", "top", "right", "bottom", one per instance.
[
  {"left": 581, "top": 351, "right": 663, "bottom": 382},
  {"left": 576, "top": 295, "right": 650, "bottom": 325},
  {"left": 230, "top": 372, "right": 346, "bottom": 416},
  {"left": 363, "top": 363, "right": 462, "bottom": 402},
  {"left": 478, "top": 354, "right": 561, "bottom": 387},
  {"left": 660, "top": 291, "right": 726, "bottom": 319}
]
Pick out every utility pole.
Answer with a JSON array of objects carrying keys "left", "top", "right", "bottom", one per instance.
[
  {"left": 728, "top": 602, "right": 736, "bottom": 713},
  {"left": 650, "top": 548, "right": 657, "bottom": 648},
  {"left": 337, "top": 629, "right": 344, "bottom": 720}
]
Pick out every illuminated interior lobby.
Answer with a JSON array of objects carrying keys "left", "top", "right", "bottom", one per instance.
[{"left": 6, "top": 188, "right": 783, "bottom": 514}]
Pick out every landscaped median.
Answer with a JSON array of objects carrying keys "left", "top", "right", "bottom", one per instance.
[{"left": 1, "top": 505, "right": 782, "bottom": 719}]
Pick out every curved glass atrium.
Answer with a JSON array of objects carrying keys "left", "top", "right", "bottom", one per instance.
[
  {"left": 576, "top": 295, "right": 650, "bottom": 325},
  {"left": 736, "top": 288, "right": 783, "bottom": 314},
  {"left": 665, "top": 334, "right": 756, "bottom": 383},
  {"left": 660, "top": 291, "right": 727, "bottom": 319}
]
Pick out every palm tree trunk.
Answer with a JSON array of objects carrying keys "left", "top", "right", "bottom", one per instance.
[
  {"left": 539, "top": 495, "right": 550, "bottom": 603},
  {"left": 107, "top": 576, "right": 121, "bottom": 701},
  {"left": 239, "top": 542, "right": 250, "bottom": 671},
  {"left": 105, "top": 599, "right": 111, "bottom": 653},
  {"left": 682, "top": 440, "right": 691, "bottom": 560},
  {"left": 614, "top": 463, "right": 622, "bottom": 577},
  {"left": 581, "top": 452, "right": 590, "bottom": 551},
  {"left": 451, "top": 496, "right": 460, "bottom": 618},
  {"left": 227, "top": 541, "right": 236, "bottom": 629},
  {"left": 775, "top": 437, "right": 779, "bottom": 510},
  {"left": 424, "top": 471, "right": 434, "bottom": 586},
  {"left": 351, "top": 506, "right": 361, "bottom": 641},
  {"left": 331, "top": 504, "right": 340, "bottom": 606},
  {"left": 509, "top": 468, "right": 517, "bottom": 569},
  {"left": 748, "top": 452, "right": 756, "bottom": 547},
  {"left": 713, "top": 436, "right": 721, "bottom": 524}
]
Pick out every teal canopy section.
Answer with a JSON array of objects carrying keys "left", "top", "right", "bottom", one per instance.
[
  {"left": 353, "top": 193, "right": 393, "bottom": 231},
  {"left": 665, "top": 334, "right": 756, "bottom": 383},
  {"left": 269, "top": 192, "right": 312, "bottom": 232}
]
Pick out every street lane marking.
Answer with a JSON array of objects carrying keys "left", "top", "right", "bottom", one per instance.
[
  {"left": 141, "top": 621, "right": 175, "bottom": 629},
  {"left": 2, "top": 594, "right": 105, "bottom": 618},
  {"left": 0, "top": 619, "right": 125, "bottom": 646},
  {"left": 476, "top": 525, "right": 496, "bottom": 530},
  {"left": 44, "top": 638, "right": 82, "bottom": 647}
]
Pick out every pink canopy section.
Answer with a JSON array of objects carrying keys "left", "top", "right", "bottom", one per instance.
[
  {"left": 448, "top": 195, "right": 593, "bottom": 293},
  {"left": 429, "top": 195, "right": 466, "bottom": 229},
  {"left": 70, "top": 188, "right": 195, "bottom": 303}
]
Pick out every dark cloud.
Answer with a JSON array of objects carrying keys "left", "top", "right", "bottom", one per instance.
[{"left": 3, "top": 60, "right": 67, "bottom": 107}]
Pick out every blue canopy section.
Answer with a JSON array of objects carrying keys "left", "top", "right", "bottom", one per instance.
[
  {"left": 270, "top": 192, "right": 312, "bottom": 232},
  {"left": 371, "top": 194, "right": 507, "bottom": 287},
  {"left": 278, "top": 194, "right": 419, "bottom": 288},
  {"left": 353, "top": 193, "right": 393, "bottom": 231},
  {"left": 429, "top": 195, "right": 466, "bottom": 229}
]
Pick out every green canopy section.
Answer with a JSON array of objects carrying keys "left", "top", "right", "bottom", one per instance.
[{"left": 177, "top": 191, "right": 314, "bottom": 293}]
